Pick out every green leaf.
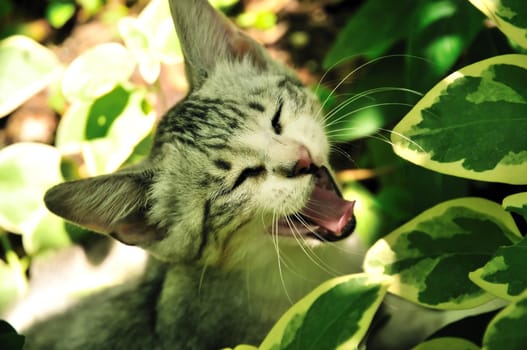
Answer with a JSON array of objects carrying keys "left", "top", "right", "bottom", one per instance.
[
  {"left": 391, "top": 54, "right": 527, "bottom": 184},
  {"left": 23, "top": 211, "right": 71, "bottom": 255},
  {"left": 0, "top": 143, "right": 63, "bottom": 235},
  {"left": 323, "top": 0, "right": 416, "bottom": 67},
  {"left": 469, "top": 0, "right": 527, "bottom": 49},
  {"left": 470, "top": 235, "right": 527, "bottom": 301},
  {"left": 62, "top": 43, "right": 136, "bottom": 102},
  {"left": 364, "top": 197, "right": 521, "bottom": 309},
  {"left": 46, "top": 1, "right": 76, "bottom": 29},
  {"left": 55, "top": 86, "right": 155, "bottom": 175},
  {"left": 210, "top": 0, "right": 239, "bottom": 9},
  {"left": 0, "top": 320, "right": 25, "bottom": 350},
  {"left": 0, "top": 35, "right": 63, "bottom": 117},
  {"left": 77, "top": 0, "right": 104, "bottom": 17},
  {"left": 407, "top": 0, "right": 483, "bottom": 87},
  {"left": 0, "top": 256, "right": 27, "bottom": 315},
  {"left": 236, "top": 11, "right": 277, "bottom": 30},
  {"left": 411, "top": 337, "right": 480, "bottom": 350},
  {"left": 483, "top": 293, "right": 527, "bottom": 350},
  {"left": 260, "top": 274, "right": 388, "bottom": 350},
  {"left": 342, "top": 183, "right": 383, "bottom": 247},
  {"left": 502, "top": 192, "right": 527, "bottom": 220},
  {"left": 223, "top": 346, "right": 258, "bottom": 350}
]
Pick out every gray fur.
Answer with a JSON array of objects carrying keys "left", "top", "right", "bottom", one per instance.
[{"left": 24, "top": 0, "right": 363, "bottom": 348}]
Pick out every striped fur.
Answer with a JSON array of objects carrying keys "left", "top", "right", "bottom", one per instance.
[{"left": 22, "top": 1, "right": 363, "bottom": 349}]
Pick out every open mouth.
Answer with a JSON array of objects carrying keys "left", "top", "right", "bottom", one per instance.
[{"left": 274, "top": 166, "right": 356, "bottom": 242}]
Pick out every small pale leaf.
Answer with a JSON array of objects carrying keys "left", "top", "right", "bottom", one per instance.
[
  {"left": 118, "top": 17, "right": 160, "bottom": 84},
  {"left": 0, "top": 143, "right": 63, "bottom": 235},
  {"left": 364, "top": 197, "right": 520, "bottom": 309},
  {"left": 0, "top": 35, "right": 62, "bottom": 117},
  {"left": 392, "top": 55, "right": 527, "bottom": 184},
  {"left": 62, "top": 43, "right": 135, "bottom": 102},
  {"left": 23, "top": 211, "right": 71, "bottom": 255}
]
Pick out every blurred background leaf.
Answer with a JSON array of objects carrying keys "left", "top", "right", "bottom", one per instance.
[{"left": 0, "top": 36, "right": 63, "bottom": 118}]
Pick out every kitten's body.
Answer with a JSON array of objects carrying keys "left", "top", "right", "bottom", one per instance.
[
  {"left": 22, "top": 1, "right": 364, "bottom": 348},
  {"left": 25, "top": 239, "right": 362, "bottom": 349}
]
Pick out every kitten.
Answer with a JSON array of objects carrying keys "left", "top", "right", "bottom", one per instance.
[{"left": 23, "top": 0, "right": 362, "bottom": 348}]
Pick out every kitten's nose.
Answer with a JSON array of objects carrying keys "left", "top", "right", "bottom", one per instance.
[{"left": 292, "top": 145, "right": 316, "bottom": 177}]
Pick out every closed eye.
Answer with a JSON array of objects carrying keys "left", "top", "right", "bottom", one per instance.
[
  {"left": 272, "top": 101, "right": 283, "bottom": 135},
  {"left": 232, "top": 166, "right": 266, "bottom": 190}
]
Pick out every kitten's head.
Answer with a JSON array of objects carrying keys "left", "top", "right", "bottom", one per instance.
[{"left": 44, "top": 0, "right": 355, "bottom": 265}]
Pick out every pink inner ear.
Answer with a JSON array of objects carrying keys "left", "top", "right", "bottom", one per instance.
[
  {"left": 110, "top": 221, "right": 164, "bottom": 246},
  {"left": 229, "top": 33, "right": 268, "bottom": 69}
]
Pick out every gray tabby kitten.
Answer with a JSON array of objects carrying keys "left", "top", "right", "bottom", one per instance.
[{"left": 25, "top": 0, "right": 361, "bottom": 348}]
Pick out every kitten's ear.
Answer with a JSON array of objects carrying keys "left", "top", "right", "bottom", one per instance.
[
  {"left": 169, "top": 0, "right": 270, "bottom": 88},
  {"left": 44, "top": 171, "right": 162, "bottom": 246}
]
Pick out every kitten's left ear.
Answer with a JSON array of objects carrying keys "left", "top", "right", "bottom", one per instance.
[
  {"left": 169, "top": 0, "right": 271, "bottom": 89},
  {"left": 44, "top": 170, "right": 162, "bottom": 246}
]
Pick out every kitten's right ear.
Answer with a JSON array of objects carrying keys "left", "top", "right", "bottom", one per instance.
[
  {"left": 169, "top": 0, "right": 270, "bottom": 89},
  {"left": 44, "top": 171, "right": 163, "bottom": 246}
]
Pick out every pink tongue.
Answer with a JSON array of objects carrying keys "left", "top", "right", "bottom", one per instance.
[{"left": 300, "top": 187, "right": 355, "bottom": 236}]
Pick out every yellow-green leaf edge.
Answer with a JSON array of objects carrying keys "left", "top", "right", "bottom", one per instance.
[
  {"left": 502, "top": 192, "right": 527, "bottom": 212},
  {"left": 391, "top": 54, "right": 527, "bottom": 185},
  {"left": 411, "top": 337, "right": 480, "bottom": 350},
  {"left": 364, "top": 197, "right": 522, "bottom": 309},
  {"left": 468, "top": 0, "right": 527, "bottom": 49},
  {"left": 259, "top": 273, "right": 389, "bottom": 350},
  {"left": 482, "top": 292, "right": 527, "bottom": 350}
]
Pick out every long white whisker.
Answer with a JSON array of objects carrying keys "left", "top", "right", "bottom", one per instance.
[
  {"left": 323, "top": 87, "right": 422, "bottom": 126},
  {"left": 325, "top": 102, "right": 415, "bottom": 130},
  {"left": 315, "top": 54, "right": 429, "bottom": 121},
  {"left": 271, "top": 211, "right": 293, "bottom": 304},
  {"left": 284, "top": 215, "right": 341, "bottom": 277}
]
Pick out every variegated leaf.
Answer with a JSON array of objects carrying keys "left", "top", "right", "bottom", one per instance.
[
  {"left": 391, "top": 54, "right": 527, "bottom": 185},
  {"left": 56, "top": 86, "right": 155, "bottom": 176},
  {"left": 259, "top": 274, "right": 388, "bottom": 350},
  {"left": 483, "top": 293, "right": 527, "bottom": 350},
  {"left": 62, "top": 43, "right": 136, "bottom": 102},
  {"left": 470, "top": 235, "right": 527, "bottom": 301},
  {"left": 411, "top": 337, "right": 479, "bottom": 350},
  {"left": 502, "top": 192, "right": 527, "bottom": 220},
  {"left": 469, "top": 0, "right": 527, "bottom": 49},
  {"left": 364, "top": 198, "right": 521, "bottom": 309}
]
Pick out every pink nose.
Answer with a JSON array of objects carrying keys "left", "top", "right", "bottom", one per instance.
[{"left": 293, "top": 145, "right": 314, "bottom": 176}]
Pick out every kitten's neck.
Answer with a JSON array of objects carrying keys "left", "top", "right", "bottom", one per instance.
[{"left": 217, "top": 224, "right": 366, "bottom": 304}]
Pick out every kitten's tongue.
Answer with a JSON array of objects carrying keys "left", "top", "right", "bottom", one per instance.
[{"left": 300, "top": 186, "right": 355, "bottom": 237}]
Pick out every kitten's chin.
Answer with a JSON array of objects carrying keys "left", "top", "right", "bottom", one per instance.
[{"left": 272, "top": 167, "right": 356, "bottom": 242}]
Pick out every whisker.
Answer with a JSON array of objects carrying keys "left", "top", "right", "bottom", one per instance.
[
  {"left": 271, "top": 210, "right": 294, "bottom": 304},
  {"left": 315, "top": 54, "right": 429, "bottom": 121},
  {"left": 284, "top": 215, "right": 341, "bottom": 277},
  {"left": 325, "top": 102, "right": 416, "bottom": 130},
  {"left": 323, "top": 87, "right": 422, "bottom": 126}
]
